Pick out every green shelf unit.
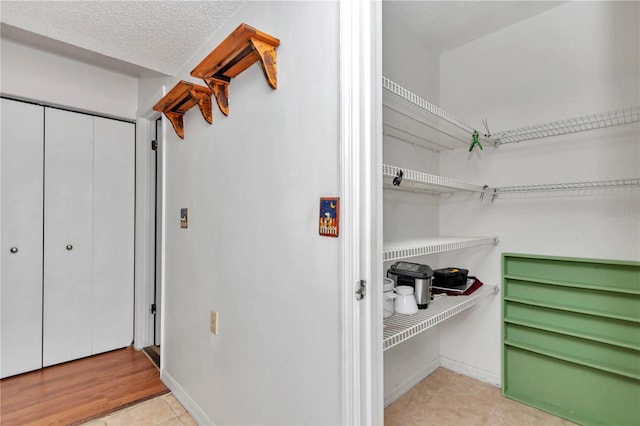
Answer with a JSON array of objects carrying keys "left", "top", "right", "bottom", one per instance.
[{"left": 502, "top": 253, "right": 640, "bottom": 426}]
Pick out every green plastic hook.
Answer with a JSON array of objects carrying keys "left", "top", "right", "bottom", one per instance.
[{"left": 469, "top": 130, "right": 483, "bottom": 152}]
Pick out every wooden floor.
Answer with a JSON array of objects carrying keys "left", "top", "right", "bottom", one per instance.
[{"left": 0, "top": 347, "right": 168, "bottom": 426}]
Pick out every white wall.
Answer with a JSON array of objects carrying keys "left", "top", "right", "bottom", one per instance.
[
  {"left": 145, "top": 2, "right": 342, "bottom": 424},
  {"left": 0, "top": 39, "right": 138, "bottom": 119},
  {"left": 382, "top": 9, "right": 443, "bottom": 405},
  {"left": 438, "top": 1, "right": 640, "bottom": 384}
]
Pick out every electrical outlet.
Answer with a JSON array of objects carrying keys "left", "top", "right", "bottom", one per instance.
[{"left": 210, "top": 310, "right": 218, "bottom": 335}]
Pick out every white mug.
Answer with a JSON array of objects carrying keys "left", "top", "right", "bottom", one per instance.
[{"left": 394, "top": 286, "right": 418, "bottom": 315}]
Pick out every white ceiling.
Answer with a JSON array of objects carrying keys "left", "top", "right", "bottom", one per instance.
[
  {"left": 0, "top": 1, "right": 565, "bottom": 78},
  {"left": 0, "top": 0, "right": 247, "bottom": 77},
  {"left": 383, "top": 1, "right": 566, "bottom": 53}
]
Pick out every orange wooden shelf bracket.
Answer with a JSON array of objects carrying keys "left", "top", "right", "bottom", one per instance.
[
  {"left": 191, "top": 23, "right": 280, "bottom": 116},
  {"left": 153, "top": 81, "right": 213, "bottom": 139}
]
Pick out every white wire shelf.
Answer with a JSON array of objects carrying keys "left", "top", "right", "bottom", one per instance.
[
  {"left": 491, "top": 106, "right": 640, "bottom": 145},
  {"left": 383, "top": 237, "right": 498, "bottom": 262},
  {"left": 384, "top": 284, "right": 499, "bottom": 351},
  {"left": 383, "top": 164, "right": 487, "bottom": 194},
  {"left": 490, "top": 178, "right": 640, "bottom": 200},
  {"left": 382, "top": 77, "right": 490, "bottom": 151}
]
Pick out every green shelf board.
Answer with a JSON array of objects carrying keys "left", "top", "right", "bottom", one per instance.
[
  {"left": 504, "top": 339, "right": 640, "bottom": 381},
  {"left": 502, "top": 254, "right": 640, "bottom": 294},
  {"left": 503, "top": 274, "right": 640, "bottom": 295},
  {"left": 502, "top": 252, "right": 640, "bottom": 267},
  {"left": 504, "top": 315, "right": 640, "bottom": 352},
  {"left": 503, "top": 295, "right": 640, "bottom": 324},
  {"left": 504, "top": 347, "right": 640, "bottom": 426}
]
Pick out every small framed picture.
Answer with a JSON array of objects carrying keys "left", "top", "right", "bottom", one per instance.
[
  {"left": 180, "top": 208, "right": 188, "bottom": 229},
  {"left": 319, "top": 197, "right": 339, "bottom": 237}
]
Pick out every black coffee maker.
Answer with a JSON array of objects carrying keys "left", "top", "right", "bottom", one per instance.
[{"left": 387, "top": 261, "right": 433, "bottom": 309}]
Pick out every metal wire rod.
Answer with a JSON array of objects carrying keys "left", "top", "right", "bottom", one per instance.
[
  {"left": 492, "top": 106, "right": 640, "bottom": 145},
  {"left": 383, "top": 100, "right": 472, "bottom": 146},
  {"left": 494, "top": 178, "right": 640, "bottom": 194},
  {"left": 383, "top": 123, "right": 456, "bottom": 152}
]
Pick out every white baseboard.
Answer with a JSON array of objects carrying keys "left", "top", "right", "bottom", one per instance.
[
  {"left": 384, "top": 357, "right": 440, "bottom": 407},
  {"left": 161, "top": 368, "right": 215, "bottom": 425},
  {"left": 439, "top": 357, "right": 501, "bottom": 387}
]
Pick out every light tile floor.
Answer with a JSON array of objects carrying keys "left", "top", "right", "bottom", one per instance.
[
  {"left": 81, "top": 393, "right": 196, "bottom": 426},
  {"left": 82, "top": 368, "right": 574, "bottom": 425},
  {"left": 385, "top": 368, "right": 576, "bottom": 425}
]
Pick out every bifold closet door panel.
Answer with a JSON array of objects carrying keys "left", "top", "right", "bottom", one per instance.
[
  {"left": 0, "top": 99, "right": 44, "bottom": 378},
  {"left": 92, "top": 117, "right": 135, "bottom": 354},
  {"left": 43, "top": 108, "right": 94, "bottom": 367}
]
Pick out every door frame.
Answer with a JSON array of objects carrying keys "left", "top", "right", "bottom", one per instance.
[
  {"left": 152, "top": 117, "right": 163, "bottom": 346},
  {"left": 133, "top": 87, "right": 166, "bottom": 352},
  {"left": 339, "top": 0, "right": 383, "bottom": 424}
]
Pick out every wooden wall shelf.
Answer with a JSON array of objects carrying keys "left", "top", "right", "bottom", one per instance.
[
  {"left": 191, "top": 23, "right": 280, "bottom": 116},
  {"left": 153, "top": 81, "right": 213, "bottom": 139}
]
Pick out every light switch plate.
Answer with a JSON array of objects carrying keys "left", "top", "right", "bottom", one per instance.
[{"left": 210, "top": 310, "right": 218, "bottom": 335}]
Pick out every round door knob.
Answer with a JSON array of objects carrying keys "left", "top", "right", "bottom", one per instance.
[
  {"left": 66, "top": 244, "right": 73, "bottom": 251},
  {"left": 10, "top": 247, "right": 18, "bottom": 254}
]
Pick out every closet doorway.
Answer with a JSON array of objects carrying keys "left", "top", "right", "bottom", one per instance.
[{"left": 143, "top": 116, "right": 163, "bottom": 369}]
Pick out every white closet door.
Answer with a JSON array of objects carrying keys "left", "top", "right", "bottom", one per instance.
[
  {"left": 92, "top": 117, "right": 135, "bottom": 354},
  {"left": 0, "top": 99, "right": 44, "bottom": 378},
  {"left": 43, "top": 108, "right": 94, "bottom": 367}
]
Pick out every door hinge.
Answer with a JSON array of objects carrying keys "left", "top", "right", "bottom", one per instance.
[
  {"left": 151, "top": 303, "right": 157, "bottom": 315},
  {"left": 355, "top": 280, "right": 366, "bottom": 301},
  {"left": 151, "top": 140, "right": 158, "bottom": 151}
]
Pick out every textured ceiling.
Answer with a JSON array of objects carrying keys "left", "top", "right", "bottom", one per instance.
[
  {"left": 0, "top": 0, "right": 246, "bottom": 76},
  {"left": 0, "top": 1, "right": 565, "bottom": 78},
  {"left": 383, "top": 1, "right": 566, "bottom": 53}
]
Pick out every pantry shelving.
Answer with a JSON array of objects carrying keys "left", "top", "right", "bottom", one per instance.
[
  {"left": 380, "top": 76, "right": 637, "bottom": 356},
  {"left": 378, "top": 3, "right": 640, "bottom": 423},
  {"left": 384, "top": 284, "right": 499, "bottom": 351},
  {"left": 382, "top": 77, "right": 491, "bottom": 151},
  {"left": 383, "top": 164, "right": 487, "bottom": 194},
  {"left": 383, "top": 76, "right": 640, "bottom": 150},
  {"left": 383, "top": 237, "right": 498, "bottom": 262},
  {"left": 491, "top": 106, "right": 640, "bottom": 145}
]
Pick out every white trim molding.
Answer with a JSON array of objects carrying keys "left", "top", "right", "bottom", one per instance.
[
  {"left": 339, "top": 0, "right": 383, "bottom": 424},
  {"left": 161, "top": 369, "right": 216, "bottom": 425},
  {"left": 384, "top": 358, "right": 440, "bottom": 408},
  {"left": 439, "top": 357, "right": 501, "bottom": 388}
]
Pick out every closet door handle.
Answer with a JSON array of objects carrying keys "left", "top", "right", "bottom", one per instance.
[
  {"left": 10, "top": 247, "right": 18, "bottom": 254},
  {"left": 66, "top": 244, "right": 73, "bottom": 251}
]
